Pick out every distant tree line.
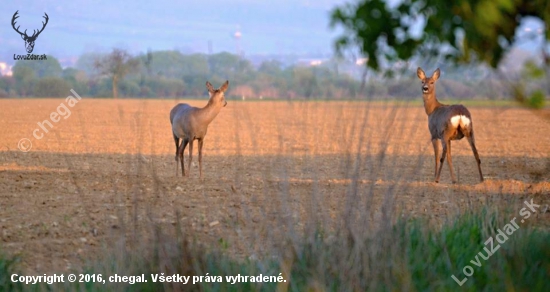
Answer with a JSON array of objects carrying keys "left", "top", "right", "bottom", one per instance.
[{"left": 0, "top": 49, "right": 534, "bottom": 100}]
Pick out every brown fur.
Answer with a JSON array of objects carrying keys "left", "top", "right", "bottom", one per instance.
[
  {"left": 417, "top": 68, "right": 483, "bottom": 183},
  {"left": 170, "top": 81, "right": 229, "bottom": 179}
]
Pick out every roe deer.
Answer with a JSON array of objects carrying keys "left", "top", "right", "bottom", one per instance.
[
  {"left": 170, "top": 81, "right": 229, "bottom": 178},
  {"left": 417, "top": 68, "right": 483, "bottom": 183}
]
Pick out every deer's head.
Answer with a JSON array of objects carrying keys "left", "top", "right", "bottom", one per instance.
[
  {"left": 12, "top": 11, "right": 49, "bottom": 54},
  {"left": 206, "top": 80, "right": 229, "bottom": 107},
  {"left": 417, "top": 67, "right": 440, "bottom": 95}
]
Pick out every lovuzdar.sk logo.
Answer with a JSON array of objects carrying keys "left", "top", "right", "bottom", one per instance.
[{"left": 11, "top": 10, "right": 48, "bottom": 60}]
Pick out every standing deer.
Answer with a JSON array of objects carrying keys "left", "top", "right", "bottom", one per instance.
[
  {"left": 417, "top": 67, "right": 483, "bottom": 183},
  {"left": 170, "top": 81, "right": 229, "bottom": 179}
]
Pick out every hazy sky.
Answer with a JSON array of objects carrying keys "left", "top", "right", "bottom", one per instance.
[
  {"left": 1, "top": 0, "right": 348, "bottom": 65},
  {"left": 1, "top": 0, "right": 544, "bottom": 69}
]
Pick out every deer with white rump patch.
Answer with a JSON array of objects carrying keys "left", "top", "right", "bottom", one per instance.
[
  {"left": 170, "top": 81, "right": 229, "bottom": 179},
  {"left": 417, "top": 68, "right": 483, "bottom": 183}
]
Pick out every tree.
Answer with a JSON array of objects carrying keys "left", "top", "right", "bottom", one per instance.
[
  {"left": 12, "top": 57, "right": 63, "bottom": 78},
  {"left": 258, "top": 60, "right": 283, "bottom": 76},
  {"left": 140, "top": 50, "right": 186, "bottom": 77},
  {"left": 34, "top": 77, "right": 71, "bottom": 97},
  {"left": 292, "top": 67, "right": 320, "bottom": 99},
  {"left": 62, "top": 68, "right": 90, "bottom": 95},
  {"left": 208, "top": 52, "right": 240, "bottom": 76},
  {"left": 0, "top": 76, "right": 16, "bottom": 97},
  {"left": 142, "top": 77, "right": 185, "bottom": 97},
  {"left": 330, "top": 0, "right": 550, "bottom": 107},
  {"left": 208, "top": 52, "right": 254, "bottom": 81},
  {"left": 181, "top": 54, "right": 210, "bottom": 96},
  {"left": 94, "top": 49, "right": 139, "bottom": 98},
  {"left": 13, "top": 66, "right": 36, "bottom": 97},
  {"left": 76, "top": 52, "right": 103, "bottom": 75},
  {"left": 331, "top": 0, "right": 550, "bottom": 69}
]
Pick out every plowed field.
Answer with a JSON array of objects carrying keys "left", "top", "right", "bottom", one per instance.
[{"left": 1, "top": 99, "right": 549, "bottom": 273}]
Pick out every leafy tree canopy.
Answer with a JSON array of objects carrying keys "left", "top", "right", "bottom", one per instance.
[
  {"left": 12, "top": 56, "right": 63, "bottom": 78},
  {"left": 331, "top": 0, "right": 550, "bottom": 70},
  {"left": 93, "top": 48, "right": 139, "bottom": 98}
]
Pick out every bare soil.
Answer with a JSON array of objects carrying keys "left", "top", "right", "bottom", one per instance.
[{"left": 0, "top": 99, "right": 549, "bottom": 273}]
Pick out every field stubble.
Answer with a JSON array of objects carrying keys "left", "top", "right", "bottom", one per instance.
[{"left": 0, "top": 99, "right": 549, "bottom": 273}]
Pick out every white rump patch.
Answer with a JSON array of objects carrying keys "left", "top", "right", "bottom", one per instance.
[{"left": 450, "top": 115, "right": 470, "bottom": 128}]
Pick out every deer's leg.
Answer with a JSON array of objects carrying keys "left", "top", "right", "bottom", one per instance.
[
  {"left": 436, "top": 139, "right": 449, "bottom": 183},
  {"left": 431, "top": 139, "right": 440, "bottom": 180},
  {"left": 174, "top": 133, "right": 180, "bottom": 176},
  {"left": 179, "top": 138, "right": 189, "bottom": 177},
  {"left": 187, "top": 139, "right": 194, "bottom": 177},
  {"left": 173, "top": 132, "right": 180, "bottom": 161},
  {"left": 198, "top": 138, "right": 204, "bottom": 179},
  {"left": 467, "top": 132, "right": 484, "bottom": 182},
  {"left": 446, "top": 140, "right": 457, "bottom": 183}
]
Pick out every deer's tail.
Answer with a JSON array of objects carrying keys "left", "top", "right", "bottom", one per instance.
[{"left": 451, "top": 115, "right": 470, "bottom": 127}]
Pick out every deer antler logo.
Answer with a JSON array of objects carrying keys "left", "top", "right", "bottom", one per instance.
[{"left": 11, "top": 10, "right": 49, "bottom": 54}]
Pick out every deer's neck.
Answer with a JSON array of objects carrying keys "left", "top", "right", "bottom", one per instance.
[
  {"left": 422, "top": 93, "right": 443, "bottom": 115},
  {"left": 198, "top": 100, "right": 223, "bottom": 125}
]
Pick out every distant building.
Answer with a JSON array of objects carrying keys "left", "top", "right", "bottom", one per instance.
[
  {"left": 296, "top": 58, "right": 327, "bottom": 67},
  {"left": 58, "top": 57, "right": 79, "bottom": 69},
  {"left": 355, "top": 58, "right": 367, "bottom": 65},
  {"left": 0, "top": 62, "right": 12, "bottom": 76}
]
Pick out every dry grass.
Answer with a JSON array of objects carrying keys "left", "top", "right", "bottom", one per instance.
[{"left": 0, "top": 98, "right": 549, "bottom": 291}]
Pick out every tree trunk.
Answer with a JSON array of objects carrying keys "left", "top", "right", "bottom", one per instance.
[{"left": 112, "top": 75, "right": 118, "bottom": 99}]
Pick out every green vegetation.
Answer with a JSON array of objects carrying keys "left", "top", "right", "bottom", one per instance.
[
  {"left": 93, "top": 49, "right": 140, "bottom": 99},
  {"left": 331, "top": 0, "right": 550, "bottom": 70},
  {"left": 1, "top": 50, "right": 541, "bottom": 101},
  {"left": 1, "top": 208, "right": 548, "bottom": 291},
  {"left": 0, "top": 252, "right": 22, "bottom": 291},
  {"left": 1, "top": 51, "right": 364, "bottom": 100},
  {"left": 330, "top": 0, "right": 550, "bottom": 108}
]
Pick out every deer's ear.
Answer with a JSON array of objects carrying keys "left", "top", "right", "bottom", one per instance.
[
  {"left": 417, "top": 67, "right": 426, "bottom": 80},
  {"left": 432, "top": 68, "right": 440, "bottom": 81},
  {"left": 220, "top": 80, "right": 229, "bottom": 92},
  {"left": 206, "top": 81, "right": 214, "bottom": 93}
]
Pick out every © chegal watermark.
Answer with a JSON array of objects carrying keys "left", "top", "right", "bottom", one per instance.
[
  {"left": 451, "top": 199, "right": 541, "bottom": 286},
  {"left": 17, "top": 89, "right": 82, "bottom": 152}
]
